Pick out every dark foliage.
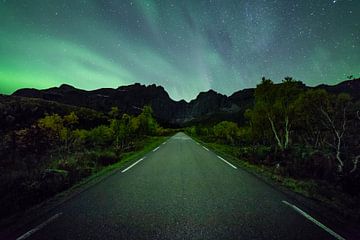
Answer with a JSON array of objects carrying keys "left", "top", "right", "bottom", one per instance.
[
  {"left": 186, "top": 78, "right": 360, "bottom": 219},
  {"left": 0, "top": 104, "right": 163, "bottom": 220}
]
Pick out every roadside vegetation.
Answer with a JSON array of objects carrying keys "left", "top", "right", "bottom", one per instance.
[
  {"left": 186, "top": 77, "right": 360, "bottom": 221},
  {"left": 0, "top": 104, "right": 173, "bottom": 220}
]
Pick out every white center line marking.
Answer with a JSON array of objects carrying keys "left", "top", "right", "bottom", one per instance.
[
  {"left": 16, "top": 213, "right": 63, "bottom": 240},
  {"left": 121, "top": 157, "right": 145, "bottom": 173},
  {"left": 202, "top": 146, "right": 209, "bottom": 151},
  {"left": 153, "top": 146, "right": 160, "bottom": 152},
  {"left": 217, "top": 156, "right": 237, "bottom": 169},
  {"left": 162, "top": 142, "right": 167, "bottom": 145},
  {"left": 282, "top": 200, "right": 346, "bottom": 240}
]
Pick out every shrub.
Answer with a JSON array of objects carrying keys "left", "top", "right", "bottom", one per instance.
[
  {"left": 238, "top": 146, "right": 272, "bottom": 164},
  {"left": 87, "top": 125, "right": 113, "bottom": 148},
  {"left": 213, "top": 121, "right": 240, "bottom": 145},
  {"left": 96, "top": 151, "right": 119, "bottom": 166}
]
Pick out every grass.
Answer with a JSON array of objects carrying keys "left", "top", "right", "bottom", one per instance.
[{"left": 55, "top": 136, "right": 169, "bottom": 198}]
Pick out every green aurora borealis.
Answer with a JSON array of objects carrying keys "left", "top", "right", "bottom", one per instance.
[{"left": 0, "top": 0, "right": 359, "bottom": 101}]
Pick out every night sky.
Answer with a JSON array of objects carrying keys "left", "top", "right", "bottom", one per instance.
[{"left": 0, "top": 0, "right": 359, "bottom": 101}]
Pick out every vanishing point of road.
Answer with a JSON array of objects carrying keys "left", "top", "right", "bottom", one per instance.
[{"left": 8, "top": 133, "right": 349, "bottom": 240}]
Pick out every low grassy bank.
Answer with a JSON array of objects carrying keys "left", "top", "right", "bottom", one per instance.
[
  {"left": 192, "top": 136, "right": 360, "bottom": 222},
  {"left": 70, "top": 136, "right": 169, "bottom": 189},
  {"left": 0, "top": 135, "right": 168, "bottom": 224}
]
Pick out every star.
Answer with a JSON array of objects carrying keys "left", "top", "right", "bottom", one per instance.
[{"left": 0, "top": 0, "right": 358, "bottom": 100}]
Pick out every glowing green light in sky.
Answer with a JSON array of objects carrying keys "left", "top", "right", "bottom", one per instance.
[{"left": 0, "top": 0, "right": 359, "bottom": 100}]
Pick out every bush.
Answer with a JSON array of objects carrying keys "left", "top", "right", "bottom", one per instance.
[
  {"left": 97, "top": 151, "right": 119, "bottom": 166},
  {"left": 87, "top": 125, "right": 113, "bottom": 148},
  {"left": 282, "top": 146, "right": 335, "bottom": 180},
  {"left": 237, "top": 146, "right": 272, "bottom": 164},
  {"left": 39, "top": 169, "right": 69, "bottom": 194},
  {"left": 213, "top": 121, "right": 240, "bottom": 145},
  {"left": 74, "top": 150, "right": 119, "bottom": 167}
]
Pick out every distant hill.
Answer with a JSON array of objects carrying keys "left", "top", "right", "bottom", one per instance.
[
  {"left": 0, "top": 94, "right": 107, "bottom": 132},
  {"left": 8, "top": 78, "right": 360, "bottom": 127},
  {"left": 314, "top": 79, "right": 360, "bottom": 100}
]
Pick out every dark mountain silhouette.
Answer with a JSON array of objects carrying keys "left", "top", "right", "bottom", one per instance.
[
  {"left": 314, "top": 79, "right": 360, "bottom": 99},
  {"left": 9, "top": 78, "right": 360, "bottom": 126},
  {"left": 11, "top": 83, "right": 237, "bottom": 126}
]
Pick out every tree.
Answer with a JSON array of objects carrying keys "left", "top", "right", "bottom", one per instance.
[
  {"left": 213, "top": 121, "right": 240, "bottom": 144},
  {"left": 62, "top": 112, "right": 79, "bottom": 153},
  {"left": 319, "top": 93, "right": 351, "bottom": 173},
  {"left": 245, "top": 107, "right": 271, "bottom": 145},
  {"left": 251, "top": 77, "right": 303, "bottom": 150},
  {"left": 73, "top": 129, "right": 89, "bottom": 149},
  {"left": 294, "top": 89, "right": 330, "bottom": 148},
  {"left": 129, "top": 116, "right": 140, "bottom": 135},
  {"left": 63, "top": 112, "right": 79, "bottom": 127},
  {"left": 350, "top": 101, "right": 360, "bottom": 173},
  {"left": 38, "top": 113, "right": 64, "bottom": 141},
  {"left": 38, "top": 112, "right": 79, "bottom": 154},
  {"left": 87, "top": 125, "right": 113, "bottom": 148},
  {"left": 137, "top": 106, "right": 158, "bottom": 135},
  {"left": 295, "top": 90, "right": 359, "bottom": 174},
  {"left": 109, "top": 106, "right": 120, "bottom": 119},
  {"left": 110, "top": 113, "right": 134, "bottom": 151},
  {"left": 319, "top": 93, "right": 350, "bottom": 173}
]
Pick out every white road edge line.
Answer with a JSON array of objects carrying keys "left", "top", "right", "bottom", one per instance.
[
  {"left": 16, "top": 213, "right": 63, "bottom": 240},
  {"left": 152, "top": 146, "right": 160, "bottom": 152},
  {"left": 217, "top": 156, "right": 237, "bottom": 169},
  {"left": 202, "top": 146, "right": 209, "bottom": 151},
  {"left": 121, "top": 157, "right": 145, "bottom": 173},
  {"left": 282, "top": 200, "right": 346, "bottom": 240}
]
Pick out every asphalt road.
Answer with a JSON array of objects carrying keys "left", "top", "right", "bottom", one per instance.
[{"left": 9, "top": 132, "right": 347, "bottom": 240}]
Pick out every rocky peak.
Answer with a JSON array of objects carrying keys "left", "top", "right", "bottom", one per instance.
[{"left": 59, "top": 84, "right": 76, "bottom": 91}]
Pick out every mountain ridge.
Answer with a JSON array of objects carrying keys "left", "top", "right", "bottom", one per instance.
[{"left": 10, "top": 78, "right": 360, "bottom": 126}]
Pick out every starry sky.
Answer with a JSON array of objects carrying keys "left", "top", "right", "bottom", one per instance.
[{"left": 0, "top": 0, "right": 359, "bottom": 101}]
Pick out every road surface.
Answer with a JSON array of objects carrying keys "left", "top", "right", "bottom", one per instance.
[{"left": 10, "top": 133, "right": 347, "bottom": 240}]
